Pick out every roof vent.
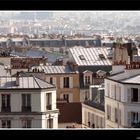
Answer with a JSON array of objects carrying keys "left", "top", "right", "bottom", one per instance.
[
  {"left": 99, "top": 54, "right": 105, "bottom": 59},
  {"left": 79, "top": 55, "right": 85, "bottom": 60}
]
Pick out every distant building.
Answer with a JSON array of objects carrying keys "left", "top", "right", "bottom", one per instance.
[{"left": 0, "top": 74, "right": 59, "bottom": 128}]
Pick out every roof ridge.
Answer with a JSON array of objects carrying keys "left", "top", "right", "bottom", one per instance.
[
  {"left": 34, "top": 76, "right": 55, "bottom": 88},
  {"left": 33, "top": 76, "right": 41, "bottom": 88}
]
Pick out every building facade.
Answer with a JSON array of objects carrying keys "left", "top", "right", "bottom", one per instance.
[
  {"left": 82, "top": 85, "right": 105, "bottom": 128},
  {"left": 105, "top": 63, "right": 140, "bottom": 128},
  {"left": 0, "top": 75, "right": 59, "bottom": 128}
]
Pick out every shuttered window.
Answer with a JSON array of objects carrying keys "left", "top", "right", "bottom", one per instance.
[
  {"left": 127, "top": 112, "right": 131, "bottom": 127},
  {"left": 107, "top": 105, "right": 111, "bottom": 120},
  {"left": 127, "top": 88, "right": 131, "bottom": 103}
]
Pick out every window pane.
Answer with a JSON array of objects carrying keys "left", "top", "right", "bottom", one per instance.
[
  {"left": 7, "top": 95, "right": 10, "bottom": 107},
  {"left": 22, "top": 94, "right": 26, "bottom": 106},
  {"left": 27, "top": 94, "right": 31, "bottom": 107},
  {"left": 27, "top": 120, "right": 31, "bottom": 128},
  {"left": 2, "top": 95, "right": 6, "bottom": 107}
]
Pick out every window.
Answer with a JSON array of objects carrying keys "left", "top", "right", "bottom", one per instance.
[
  {"left": 46, "top": 93, "right": 52, "bottom": 110},
  {"left": 119, "top": 87, "right": 121, "bottom": 101},
  {"left": 114, "top": 85, "right": 116, "bottom": 100},
  {"left": 63, "top": 94, "right": 69, "bottom": 102},
  {"left": 115, "top": 108, "right": 118, "bottom": 123},
  {"left": 107, "top": 105, "right": 111, "bottom": 120},
  {"left": 50, "top": 77, "right": 53, "bottom": 84},
  {"left": 131, "top": 88, "right": 138, "bottom": 102},
  {"left": 64, "top": 77, "right": 69, "bottom": 88},
  {"left": 47, "top": 118, "right": 53, "bottom": 128},
  {"left": 85, "top": 76, "right": 90, "bottom": 85},
  {"left": 1, "top": 94, "right": 11, "bottom": 112},
  {"left": 107, "top": 83, "right": 110, "bottom": 97},
  {"left": 22, "top": 120, "right": 31, "bottom": 128},
  {"left": 22, "top": 94, "right": 31, "bottom": 112},
  {"left": 131, "top": 112, "right": 139, "bottom": 126},
  {"left": 2, "top": 120, "right": 11, "bottom": 128},
  {"left": 88, "top": 112, "right": 90, "bottom": 127}
]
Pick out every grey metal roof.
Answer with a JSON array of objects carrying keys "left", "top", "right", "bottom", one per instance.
[
  {"left": 69, "top": 47, "right": 112, "bottom": 66},
  {"left": 31, "top": 65, "right": 76, "bottom": 74},
  {"left": 0, "top": 76, "right": 55, "bottom": 89},
  {"left": 121, "top": 75, "right": 140, "bottom": 84}
]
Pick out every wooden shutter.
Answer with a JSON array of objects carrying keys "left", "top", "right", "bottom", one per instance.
[
  {"left": 127, "top": 88, "right": 131, "bottom": 103},
  {"left": 46, "top": 77, "right": 50, "bottom": 83},
  {"left": 107, "top": 83, "right": 109, "bottom": 97},
  {"left": 60, "top": 77, "right": 63, "bottom": 89},
  {"left": 92, "top": 114, "right": 94, "bottom": 125},
  {"left": 112, "top": 107, "right": 115, "bottom": 122},
  {"left": 127, "top": 112, "right": 131, "bottom": 127},
  {"left": 138, "top": 112, "right": 140, "bottom": 123},
  {"left": 53, "top": 77, "right": 56, "bottom": 86},
  {"left": 85, "top": 111, "right": 88, "bottom": 125},
  {"left": 119, "top": 86, "right": 121, "bottom": 101},
  {"left": 69, "top": 93, "right": 73, "bottom": 102},
  {"left": 118, "top": 109, "right": 121, "bottom": 125},
  {"left": 69, "top": 77, "right": 73, "bottom": 88},
  {"left": 138, "top": 89, "right": 140, "bottom": 102},
  {"left": 111, "top": 85, "right": 114, "bottom": 99}
]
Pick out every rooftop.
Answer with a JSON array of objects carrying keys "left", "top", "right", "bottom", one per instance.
[
  {"left": 0, "top": 76, "right": 55, "bottom": 89},
  {"left": 69, "top": 47, "right": 112, "bottom": 66},
  {"left": 31, "top": 65, "right": 77, "bottom": 74}
]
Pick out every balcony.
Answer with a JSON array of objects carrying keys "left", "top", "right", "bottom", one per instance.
[
  {"left": 22, "top": 106, "right": 31, "bottom": 112},
  {"left": 1, "top": 106, "right": 11, "bottom": 112}
]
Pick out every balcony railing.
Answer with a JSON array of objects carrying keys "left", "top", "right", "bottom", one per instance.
[
  {"left": 22, "top": 106, "right": 31, "bottom": 112},
  {"left": 1, "top": 106, "right": 11, "bottom": 112}
]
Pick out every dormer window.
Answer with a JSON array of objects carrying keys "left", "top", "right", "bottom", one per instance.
[
  {"left": 85, "top": 76, "right": 90, "bottom": 85},
  {"left": 83, "top": 70, "right": 93, "bottom": 86},
  {"left": 96, "top": 70, "right": 106, "bottom": 78}
]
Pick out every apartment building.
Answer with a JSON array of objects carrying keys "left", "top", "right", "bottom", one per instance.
[
  {"left": 82, "top": 85, "right": 105, "bottom": 128},
  {"left": 68, "top": 46, "right": 112, "bottom": 102},
  {"left": 0, "top": 74, "right": 59, "bottom": 128},
  {"left": 30, "top": 65, "right": 80, "bottom": 103},
  {"left": 105, "top": 62, "right": 140, "bottom": 128}
]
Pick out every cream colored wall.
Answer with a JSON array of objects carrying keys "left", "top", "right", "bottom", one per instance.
[
  {"left": 46, "top": 73, "right": 80, "bottom": 102},
  {"left": 82, "top": 103, "right": 105, "bottom": 128}
]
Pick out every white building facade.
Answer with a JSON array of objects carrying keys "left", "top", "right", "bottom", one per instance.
[
  {"left": 105, "top": 64, "right": 140, "bottom": 128},
  {"left": 0, "top": 76, "right": 59, "bottom": 128}
]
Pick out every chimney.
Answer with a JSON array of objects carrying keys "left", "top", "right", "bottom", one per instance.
[
  {"left": 16, "top": 71, "right": 19, "bottom": 86},
  {"left": 73, "top": 64, "right": 78, "bottom": 71}
]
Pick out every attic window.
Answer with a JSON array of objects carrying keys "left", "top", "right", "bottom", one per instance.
[
  {"left": 99, "top": 54, "right": 105, "bottom": 59},
  {"left": 79, "top": 55, "right": 85, "bottom": 60}
]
